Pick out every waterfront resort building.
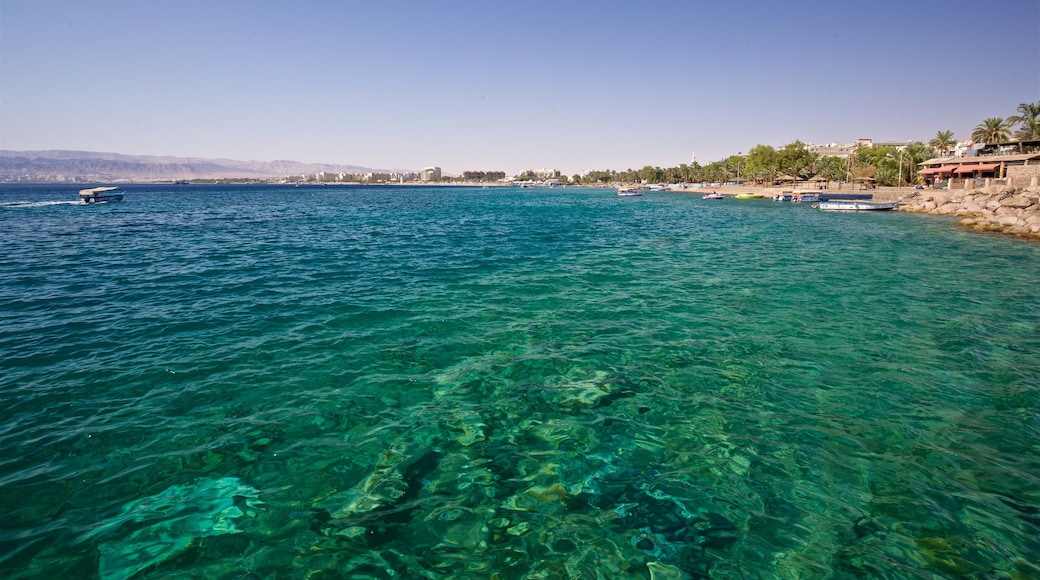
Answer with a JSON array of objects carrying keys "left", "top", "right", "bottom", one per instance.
[
  {"left": 528, "top": 168, "right": 561, "bottom": 180},
  {"left": 807, "top": 139, "right": 914, "bottom": 159},
  {"left": 918, "top": 149, "right": 1040, "bottom": 189},
  {"left": 422, "top": 167, "right": 442, "bottom": 182},
  {"left": 460, "top": 170, "right": 506, "bottom": 182}
]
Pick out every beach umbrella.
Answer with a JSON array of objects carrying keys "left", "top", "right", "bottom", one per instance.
[{"left": 809, "top": 174, "right": 829, "bottom": 189}]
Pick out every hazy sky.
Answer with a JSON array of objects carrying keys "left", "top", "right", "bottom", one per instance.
[{"left": 2, "top": 0, "right": 1038, "bottom": 175}]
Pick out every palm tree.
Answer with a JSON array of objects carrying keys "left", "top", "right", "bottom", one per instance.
[
  {"left": 1015, "top": 119, "right": 1040, "bottom": 140},
  {"left": 971, "top": 117, "right": 1011, "bottom": 144},
  {"left": 928, "top": 130, "right": 957, "bottom": 156},
  {"left": 1007, "top": 101, "right": 1040, "bottom": 140},
  {"left": 1008, "top": 102, "right": 1040, "bottom": 127},
  {"left": 903, "top": 141, "right": 936, "bottom": 184}
]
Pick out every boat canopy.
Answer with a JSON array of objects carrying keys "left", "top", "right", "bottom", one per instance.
[{"left": 79, "top": 187, "right": 120, "bottom": 195}]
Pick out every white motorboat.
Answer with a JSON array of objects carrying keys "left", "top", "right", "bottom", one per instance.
[
  {"left": 703, "top": 192, "right": 724, "bottom": 200},
  {"left": 79, "top": 187, "right": 124, "bottom": 204},
  {"left": 617, "top": 187, "right": 644, "bottom": 197},
  {"left": 816, "top": 200, "right": 897, "bottom": 211}
]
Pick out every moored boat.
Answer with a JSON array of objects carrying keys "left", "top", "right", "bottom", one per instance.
[
  {"left": 617, "top": 187, "right": 644, "bottom": 197},
  {"left": 818, "top": 193, "right": 873, "bottom": 201},
  {"left": 734, "top": 193, "right": 764, "bottom": 199},
  {"left": 816, "top": 200, "right": 897, "bottom": 211},
  {"left": 703, "top": 192, "right": 724, "bottom": 200},
  {"left": 791, "top": 190, "right": 820, "bottom": 203},
  {"left": 79, "top": 186, "right": 124, "bottom": 204}
]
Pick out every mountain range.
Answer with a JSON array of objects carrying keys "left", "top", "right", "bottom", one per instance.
[{"left": 0, "top": 150, "right": 406, "bottom": 182}]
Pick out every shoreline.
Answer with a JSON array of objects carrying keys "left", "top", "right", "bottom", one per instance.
[{"left": 662, "top": 183, "right": 1040, "bottom": 242}]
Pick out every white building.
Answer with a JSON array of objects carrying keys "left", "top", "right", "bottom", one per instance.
[
  {"left": 953, "top": 139, "right": 976, "bottom": 157},
  {"left": 807, "top": 142, "right": 858, "bottom": 158},
  {"left": 422, "top": 167, "right": 442, "bottom": 182},
  {"left": 530, "top": 168, "right": 561, "bottom": 179}
]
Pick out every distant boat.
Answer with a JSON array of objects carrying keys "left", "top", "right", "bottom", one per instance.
[
  {"left": 79, "top": 187, "right": 124, "bottom": 204},
  {"left": 816, "top": 200, "right": 897, "bottom": 211},
  {"left": 703, "top": 192, "right": 724, "bottom": 200},
  {"left": 790, "top": 190, "right": 820, "bottom": 203},
  {"left": 617, "top": 187, "right": 644, "bottom": 197},
  {"left": 734, "top": 193, "right": 764, "bottom": 199}
]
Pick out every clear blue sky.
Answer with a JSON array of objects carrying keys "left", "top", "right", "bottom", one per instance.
[{"left": 2, "top": 0, "right": 1038, "bottom": 175}]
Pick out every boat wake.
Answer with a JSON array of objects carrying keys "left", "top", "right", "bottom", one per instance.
[{"left": 0, "top": 200, "right": 81, "bottom": 208}]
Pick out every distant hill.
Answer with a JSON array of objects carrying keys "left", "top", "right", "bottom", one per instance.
[{"left": 0, "top": 150, "right": 406, "bottom": 182}]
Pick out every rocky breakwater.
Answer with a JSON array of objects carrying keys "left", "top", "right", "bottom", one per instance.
[{"left": 898, "top": 186, "right": 1040, "bottom": 241}]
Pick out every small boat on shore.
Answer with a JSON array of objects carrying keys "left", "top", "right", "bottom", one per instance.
[
  {"left": 617, "top": 187, "right": 644, "bottom": 197},
  {"left": 816, "top": 200, "right": 898, "bottom": 211},
  {"left": 79, "top": 187, "right": 124, "bottom": 204},
  {"left": 703, "top": 192, "right": 724, "bottom": 200},
  {"left": 791, "top": 190, "right": 820, "bottom": 203}
]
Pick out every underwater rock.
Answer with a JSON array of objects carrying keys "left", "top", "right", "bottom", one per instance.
[
  {"left": 80, "top": 477, "right": 262, "bottom": 580},
  {"left": 315, "top": 447, "right": 441, "bottom": 545},
  {"left": 501, "top": 483, "right": 577, "bottom": 516},
  {"left": 554, "top": 370, "right": 633, "bottom": 410},
  {"left": 321, "top": 468, "right": 409, "bottom": 520},
  {"left": 447, "top": 407, "right": 488, "bottom": 447},
  {"left": 523, "top": 418, "right": 598, "bottom": 455},
  {"left": 647, "top": 561, "right": 687, "bottom": 580}
]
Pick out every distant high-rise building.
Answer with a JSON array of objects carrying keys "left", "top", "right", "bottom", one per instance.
[
  {"left": 422, "top": 167, "right": 442, "bottom": 182},
  {"left": 529, "top": 168, "right": 561, "bottom": 179}
]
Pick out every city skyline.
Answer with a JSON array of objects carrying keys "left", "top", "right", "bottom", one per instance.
[{"left": 1, "top": 0, "right": 1037, "bottom": 176}]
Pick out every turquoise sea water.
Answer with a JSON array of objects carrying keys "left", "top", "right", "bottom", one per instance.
[{"left": 1, "top": 183, "right": 1038, "bottom": 578}]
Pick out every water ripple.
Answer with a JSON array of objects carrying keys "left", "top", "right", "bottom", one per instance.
[{"left": 1, "top": 184, "right": 1039, "bottom": 577}]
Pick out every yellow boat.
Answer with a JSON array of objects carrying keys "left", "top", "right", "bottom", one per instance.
[{"left": 734, "top": 193, "right": 763, "bottom": 199}]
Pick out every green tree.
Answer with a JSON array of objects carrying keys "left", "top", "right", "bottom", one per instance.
[
  {"left": 815, "top": 156, "right": 847, "bottom": 183},
  {"left": 777, "top": 141, "right": 818, "bottom": 179},
  {"left": 928, "top": 130, "right": 957, "bottom": 156},
  {"left": 743, "top": 144, "right": 779, "bottom": 184},
  {"left": 875, "top": 162, "right": 899, "bottom": 187},
  {"left": 1015, "top": 119, "right": 1040, "bottom": 141},
  {"left": 971, "top": 117, "right": 1011, "bottom": 144},
  {"left": 1008, "top": 101, "right": 1040, "bottom": 139},
  {"left": 702, "top": 161, "right": 729, "bottom": 184},
  {"left": 856, "top": 145, "right": 897, "bottom": 185},
  {"left": 855, "top": 144, "right": 893, "bottom": 171},
  {"left": 902, "top": 141, "right": 936, "bottom": 184}
]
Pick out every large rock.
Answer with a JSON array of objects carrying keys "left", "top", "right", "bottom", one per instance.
[
  {"left": 1002, "top": 196, "right": 1035, "bottom": 209},
  {"left": 898, "top": 186, "right": 1040, "bottom": 241}
]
